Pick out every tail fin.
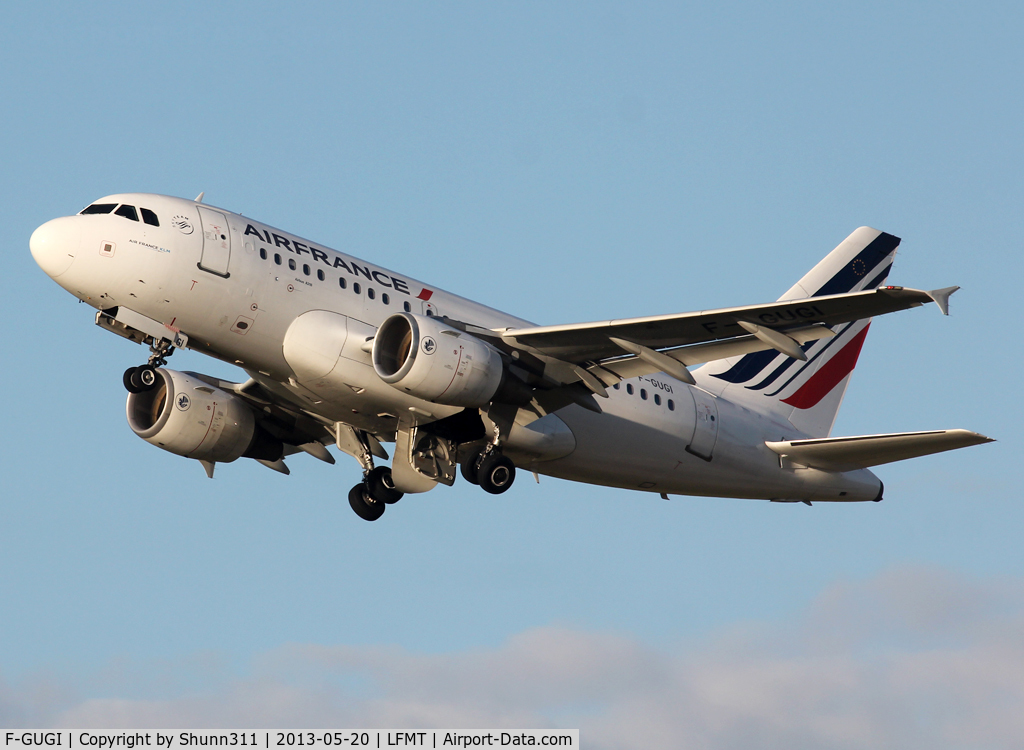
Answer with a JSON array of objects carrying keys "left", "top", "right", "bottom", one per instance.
[{"left": 694, "top": 227, "right": 900, "bottom": 437}]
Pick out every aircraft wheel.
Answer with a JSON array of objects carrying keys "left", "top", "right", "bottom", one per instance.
[
  {"left": 134, "top": 364, "right": 158, "bottom": 390},
  {"left": 123, "top": 367, "right": 143, "bottom": 394},
  {"left": 477, "top": 452, "right": 516, "bottom": 495},
  {"left": 460, "top": 450, "right": 482, "bottom": 485},
  {"left": 349, "top": 483, "right": 385, "bottom": 521},
  {"left": 366, "top": 466, "right": 403, "bottom": 504}
]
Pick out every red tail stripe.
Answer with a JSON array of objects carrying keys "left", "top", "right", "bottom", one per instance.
[{"left": 780, "top": 325, "right": 870, "bottom": 409}]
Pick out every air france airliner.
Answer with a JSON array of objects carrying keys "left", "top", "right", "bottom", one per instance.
[{"left": 30, "top": 193, "right": 992, "bottom": 520}]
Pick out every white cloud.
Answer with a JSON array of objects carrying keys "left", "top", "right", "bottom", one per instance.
[{"left": 2, "top": 566, "right": 1022, "bottom": 750}]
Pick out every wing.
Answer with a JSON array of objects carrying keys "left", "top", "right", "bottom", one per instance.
[
  {"left": 485, "top": 286, "right": 956, "bottom": 393},
  {"left": 501, "top": 286, "right": 948, "bottom": 362}
]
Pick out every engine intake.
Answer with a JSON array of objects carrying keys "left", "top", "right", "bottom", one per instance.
[
  {"left": 372, "top": 313, "right": 506, "bottom": 408},
  {"left": 126, "top": 369, "right": 281, "bottom": 463}
]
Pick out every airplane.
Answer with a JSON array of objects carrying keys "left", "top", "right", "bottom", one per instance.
[{"left": 29, "top": 193, "right": 993, "bottom": 520}]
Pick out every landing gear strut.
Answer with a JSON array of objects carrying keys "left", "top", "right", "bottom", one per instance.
[
  {"left": 123, "top": 338, "right": 176, "bottom": 394},
  {"left": 348, "top": 466, "right": 404, "bottom": 522}
]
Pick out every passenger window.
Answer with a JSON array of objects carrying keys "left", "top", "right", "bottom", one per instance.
[
  {"left": 403, "top": 301, "right": 411, "bottom": 312},
  {"left": 613, "top": 383, "right": 620, "bottom": 390},
  {"left": 302, "top": 263, "right": 310, "bottom": 276},
  {"left": 317, "top": 269, "right": 325, "bottom": 281},
  {"left": 288, "top": 259, "right": 296, "bottom": 271},
  {"left": 339, "top": 277, "right": 347, "bottom": 289},
  {"left": 382, "top": 293, "right": 390, "bottom": 305},
  {"left": 654, "top": 394, "right": 661, "bottom": 405},
  {"left": 640, "top": 389, "right": 648, "bottom": 400},
  {"left": 353, "top": 282, "right": 361, "bottom": 294},
  {"left": 668, "top": 399, "right": 675, "bottom": 411},
  {"left": 426, "top": 309, "right": 434, "bottom": 317},
  {"left": 626, "top": 384, "right": 634, "bottom": 395},
  {"left": 114, "top": 205, "right": 139, "bottom": 221},
  {"left": 367, "top": 288, "right": 375, "bottom": 300},
  {"left": 140, "top": 208, "right": 159, "bottom": 226},
  {"left": 259, "top": 248, "right": 267, "bottom": 260},
  {"left": 80, "top": 203, "right": 116, "bottom": 215},
  {"left": 274, "top": 253, "right": 282, "bottom": 265}
]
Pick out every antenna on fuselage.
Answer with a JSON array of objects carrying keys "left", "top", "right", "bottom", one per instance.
[{"left": 195, "top": 191, "right": 205, "bottom": 203}]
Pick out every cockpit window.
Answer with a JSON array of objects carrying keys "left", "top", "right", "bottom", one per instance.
[
  {"left": 114, "top": 204, "right": 139, "bottom": 221},
  {"left": 80, "top": 203, "right": 117, "bottom": 215},
  {"left": 140, "top": 208, "right": 159, "bottom": 226}
]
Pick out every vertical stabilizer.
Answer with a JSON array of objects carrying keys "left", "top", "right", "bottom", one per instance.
[{"left": 694, "top": 227, "right": 900, "bottom": 437}]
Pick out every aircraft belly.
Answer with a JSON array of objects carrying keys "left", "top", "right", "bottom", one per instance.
[
  {"left": 543, "top": 397, "right": 882, "bottom": 501},
  {"left": 503, "top": 414, "right": 576, "bottom": 466}
]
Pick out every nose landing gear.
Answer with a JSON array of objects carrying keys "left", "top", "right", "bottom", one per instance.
[
  {"left": 123, "top": 364, "right": 159, "bottom": 393},
  {"left": 123, "top": 338, "right": 176, "bottom": 394}
]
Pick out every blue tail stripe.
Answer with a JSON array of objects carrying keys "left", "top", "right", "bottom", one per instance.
[
  {"left": 712, "top": 348, "right": 780, "bottom": 384},
  {"left": 812, "top": 233, "right": 899, "bottom": 297},
  {"left": 862, "top": 261, "right": 893, "bottom": 292},
  {"left": 712, "top": 232, "right": 899, "bottom": 386},
  {"left": 762, "top": 322, "right": 855, "bottom": 397},
  {"left": 744, "top": 337, "right": 821, "bottom": 391}
]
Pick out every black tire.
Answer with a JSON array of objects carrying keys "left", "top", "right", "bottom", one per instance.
[
  {"left": 123, "top": 367, "right": 142, "bottom": 394},
  {"left": 366, "top": 466, "right": 404, "bottom": 505},
  {"left": 460, "top": 453, "right": 481, "bottom": 485},
  {"left": 477, "top": 452, "right": 516, "bottom": 495},
  {"left": 349, "top": 483, "right": 385, "bottom": 521}
]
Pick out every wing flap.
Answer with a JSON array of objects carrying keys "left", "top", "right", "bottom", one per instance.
[{"left": 766, "top": 429, "right": 993, "bottom": 471}]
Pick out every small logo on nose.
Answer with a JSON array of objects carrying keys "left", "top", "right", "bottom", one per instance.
[{"left": 171, "top": 216, "right": 194, "bottom": 234}]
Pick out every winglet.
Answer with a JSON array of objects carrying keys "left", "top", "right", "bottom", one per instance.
[
  {"left": 199, "top": 460, "right": 216, "bottom": 478},
  {"left": 927, "top": 286, "right": 959, "bottom": 315}
]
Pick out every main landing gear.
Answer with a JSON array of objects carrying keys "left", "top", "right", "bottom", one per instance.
[
  {"left": 123, "top": 338, "right": 175, "bottom": 394},
  {"left": 348, "top": 466, "right": 404, "bottom": 522},
  {"left": 461, "top": 447, "right": 517, "bottom": 495}
]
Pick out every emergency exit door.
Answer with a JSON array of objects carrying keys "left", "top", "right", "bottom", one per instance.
[{"left": 685, "top": 388, "right": 720, "bottom": 460}]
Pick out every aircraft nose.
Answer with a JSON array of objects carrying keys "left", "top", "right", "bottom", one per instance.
[{"left": 30, "top": 217, "right": 79, "bottom": 278}]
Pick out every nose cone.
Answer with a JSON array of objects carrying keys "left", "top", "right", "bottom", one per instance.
[{"left": 30, "top": 217, "right": 79, "bottom": 278}]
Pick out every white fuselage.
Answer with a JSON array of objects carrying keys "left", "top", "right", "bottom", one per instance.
[{"left": 30, "top": 193, "right": 883, "bottom": 502}]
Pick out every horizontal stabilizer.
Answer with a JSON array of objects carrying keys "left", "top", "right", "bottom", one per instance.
[{"left": 766, "top": 429, "right": 993, "bottom": 471}]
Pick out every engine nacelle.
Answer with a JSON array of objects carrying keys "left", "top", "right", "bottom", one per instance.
[
  {"left": 126, "top": 369, "right": 268, "bottom": 463},
  {"left": 372, "top": 313, "right": 505, "bottom": 407}
]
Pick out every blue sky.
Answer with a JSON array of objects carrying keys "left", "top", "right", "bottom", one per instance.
[{"left": 1, "top": 2, "right": 1021, "bottom": 746}]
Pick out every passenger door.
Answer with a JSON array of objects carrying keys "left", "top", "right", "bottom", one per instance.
[{"left": 197, "top": 206, "right": 231, "bottom": 277}]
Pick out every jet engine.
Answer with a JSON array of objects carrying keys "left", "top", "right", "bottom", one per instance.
[
  {"left": 372, "top": 312, "right": 507, "bottom": 407},
  {"left": 126, "top": 368, "right": 281, "bottom": 463}
]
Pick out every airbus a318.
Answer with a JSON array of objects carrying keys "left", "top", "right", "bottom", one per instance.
[{"left": 30, "top": 193, "right": 992, "bottom": 520}]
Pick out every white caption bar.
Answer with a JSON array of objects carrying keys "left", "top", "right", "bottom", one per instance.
[{"left": 2, "top": 731, "right": 578, "bottom": 749}]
